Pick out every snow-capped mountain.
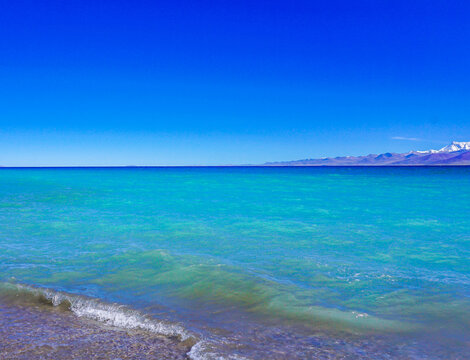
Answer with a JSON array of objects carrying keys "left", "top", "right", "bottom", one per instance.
[
  {"left": 437, "top": 141, "right": 470, "bottom": 153},
  {"left": 417, "top": 141, "right": 470, "bottom": 154},
  {"left": 264, "top": 141, "right": 470, "bottom": 166}
]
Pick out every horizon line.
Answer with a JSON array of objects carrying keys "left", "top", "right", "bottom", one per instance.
[{"left": 1, "top": 165, "right": 470, "bottom": 169}]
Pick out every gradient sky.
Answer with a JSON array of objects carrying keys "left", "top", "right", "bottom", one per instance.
[{"left": 1, "top": 0, "right": 469, "bottom": 166}]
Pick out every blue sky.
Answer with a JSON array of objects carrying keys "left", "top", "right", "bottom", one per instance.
[{"left": 1, "top": 0, "right": 469, "bottom": 165}]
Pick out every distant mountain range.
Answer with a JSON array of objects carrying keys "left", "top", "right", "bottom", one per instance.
[{"left": 264, "top": 141, "right": 470, "bottom": 166}]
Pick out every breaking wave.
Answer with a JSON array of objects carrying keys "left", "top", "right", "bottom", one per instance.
[{"left": 0, "top": 282, "right": 243, "bottom": 359}]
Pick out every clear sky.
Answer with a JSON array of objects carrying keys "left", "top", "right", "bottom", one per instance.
[{"left": 1, "top": 0, "right": 469, "bottom": 166}]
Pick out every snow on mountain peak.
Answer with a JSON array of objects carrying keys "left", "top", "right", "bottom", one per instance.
[
  {"left": 438, "top": 141, "right": 470, "bottom": 153},
  {"left": 415, "top": 141, "right": 470, "bottom": 154}
]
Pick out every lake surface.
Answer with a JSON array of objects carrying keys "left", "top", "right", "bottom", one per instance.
[{"left": 1, "top": 167, "right": 469, "bottom": 359}]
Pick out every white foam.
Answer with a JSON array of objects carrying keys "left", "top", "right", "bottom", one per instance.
[
  {"left": 188, "top": 340, "right": 249, "bottom": 360},
  {"left": 12, "top": 283, "right": 191, "bottom": 340}
]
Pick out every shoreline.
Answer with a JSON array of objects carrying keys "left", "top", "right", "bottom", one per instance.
[
  {"left": 0, "top": 300, "right": 191, "bottom": 360},
  {"left": 2, "top": 282, "right": 468, "bottom": 360}
]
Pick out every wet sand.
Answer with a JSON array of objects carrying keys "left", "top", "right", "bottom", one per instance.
[{"left": 0, "top": 300, "right": 190, "bottom": 360}]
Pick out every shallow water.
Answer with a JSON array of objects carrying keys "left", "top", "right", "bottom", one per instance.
[{"left": 1, "top": 167, "right": 469, "bottom": 359}]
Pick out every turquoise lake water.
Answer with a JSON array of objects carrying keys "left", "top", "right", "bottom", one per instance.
[{"left": 1, "top": 167, "right": 469, "bottom": 359}]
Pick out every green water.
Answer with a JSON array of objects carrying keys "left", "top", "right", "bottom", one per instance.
[{"left": 1, "top": 167, "right": 469, "bottom": 359}]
